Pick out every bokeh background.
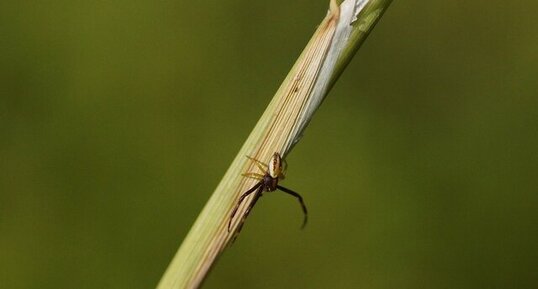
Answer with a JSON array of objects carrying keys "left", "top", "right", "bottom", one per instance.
[{"left": 1, "top": 0, "right": 537, "bottom": 288}]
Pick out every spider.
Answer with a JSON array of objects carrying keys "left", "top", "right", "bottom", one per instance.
[{"left": 228, "top": 152, "right": 308, "bottom": 232}]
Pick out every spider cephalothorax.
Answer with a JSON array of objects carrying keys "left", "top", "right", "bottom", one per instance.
[{"left": 228, "top": 152, "right": 307, "bottom": 233}]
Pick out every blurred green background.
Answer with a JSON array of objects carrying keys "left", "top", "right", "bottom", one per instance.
[{"left": 1, "top": 0, "right": 537, "bottom": 288}]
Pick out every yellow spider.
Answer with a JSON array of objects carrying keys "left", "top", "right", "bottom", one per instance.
[{"left": 228, "top": 152, "right": 308, "bottom": 232}]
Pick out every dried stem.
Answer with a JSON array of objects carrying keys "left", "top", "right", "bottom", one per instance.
[{"left": 157, "top": 0, "right": 393, "bottom": 288}]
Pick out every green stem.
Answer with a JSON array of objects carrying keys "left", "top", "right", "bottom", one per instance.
[{"left": 157, "top": 1, "right": 393, "bottom": 288}]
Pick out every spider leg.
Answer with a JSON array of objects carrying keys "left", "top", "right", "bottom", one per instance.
[
  {"left": 276, "top": 185, "right": 308, "bottom": 229},
  {"left": 228, "top": 182, "right": 263, "bottom": 232},
  {"left": 246, "top": 155, "right": 268, "bottom": 172},
  {"left": 233, "top": 185, "right": 264, "bottom": 240},
  {"left": 241, "top": 172, "right": 264, "bottom": 180}
]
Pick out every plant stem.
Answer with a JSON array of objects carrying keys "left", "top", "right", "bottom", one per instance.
[{"left": 157, "top": 1, "right": 393, "bottom": 288}]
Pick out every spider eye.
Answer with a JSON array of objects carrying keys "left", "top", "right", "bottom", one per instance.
[{"left": 268, "top": 153, "right": 282, "bottom": 178}]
